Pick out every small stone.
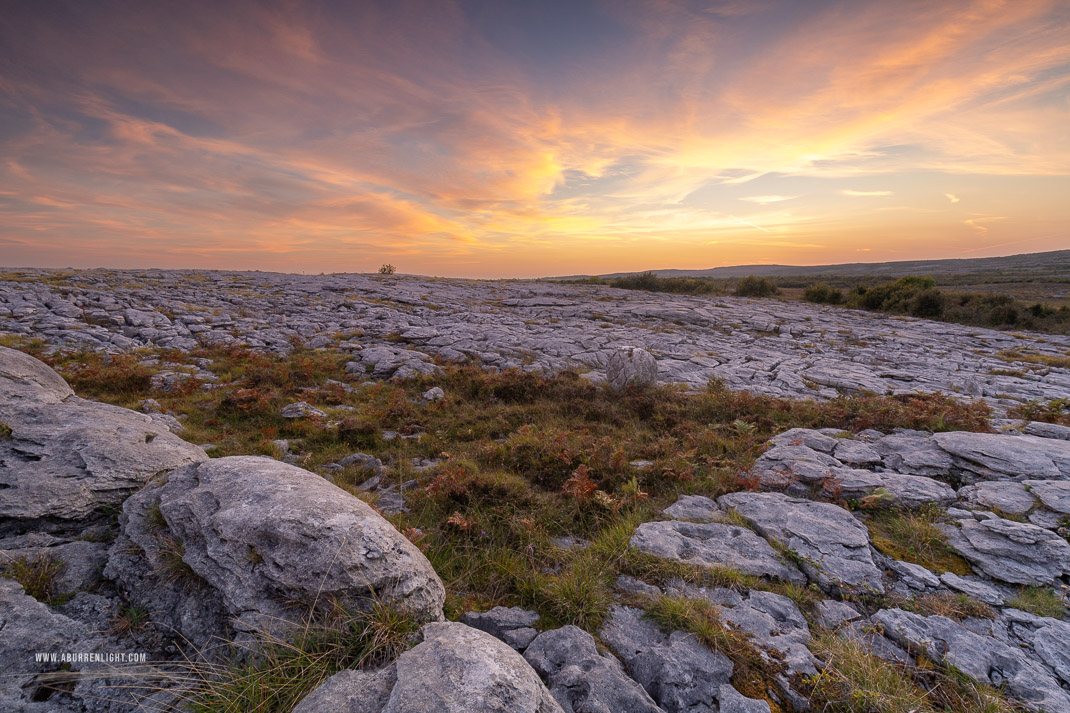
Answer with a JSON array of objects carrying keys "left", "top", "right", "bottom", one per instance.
[
  {"left": 280, "top": 401, "right": 327, "bottom": 419},
  {"left": 605, "top": 346, "right": 658, "bottom": 390}
]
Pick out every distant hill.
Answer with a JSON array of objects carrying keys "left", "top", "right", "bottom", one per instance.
[{"left": 551, "top": 249, "right": 1070, "bottom": 281}]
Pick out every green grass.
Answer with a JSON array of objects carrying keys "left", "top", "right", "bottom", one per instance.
[
  {"left": 182, "top": 602, "right": 419, "bottom": 713},
  {"left": 866, "top": 507, "right": 972, "bottom": 576},
  {"left": 5, "top": 341, "right": 1015, "bottom": 710},
  {"left": 805, "top": 630, "right": 1025, "bottom": 713},
  {"left": 26, "top": 343, "right": 992, "bottom": 628},
  {"left": 1006, "top": 586, "right": 1066, "bottom": 619},
  {"left": 2, "top": 552, "right": 67, "bottom": 604},
  {"left": 0, "top": 420, "right": 11, "bottom": 439}
]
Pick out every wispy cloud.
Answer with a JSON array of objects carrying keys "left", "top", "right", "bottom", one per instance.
[
  {"left": 739, "top": 195, "right": 799, "bottom": 204},
  {"left": 841, "top": 189, "right": 894, "bottom": 197},
  {"left": 945, "top": 193, "right": 961, "bottom": 203},
  {"left": 964, "top": 216, "right": 1007, "bottom": 233}
]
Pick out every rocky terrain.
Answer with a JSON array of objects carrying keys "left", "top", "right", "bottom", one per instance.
[
  {"left": 3, "top": 269, "right": 1070, "bottom": 712},
  {"left": 1, "top": 268, "right": 1068, "bottom": 406}
]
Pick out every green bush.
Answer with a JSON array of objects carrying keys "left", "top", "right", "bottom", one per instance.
[
  {"left": 734, "top": 275, "right": 779, "bottom": 297},
  {"left": 803, "top": 283, "right": 843, "bottom": 304}
]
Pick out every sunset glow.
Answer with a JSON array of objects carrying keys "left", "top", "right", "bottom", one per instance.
[{"left": 2, "top": 0, "right": 1069, "bottom": 277}]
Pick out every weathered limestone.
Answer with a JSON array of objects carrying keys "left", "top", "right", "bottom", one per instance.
[
  {"left": 939, "top": 515, "right": 1070, "bottom": 585},
  {"left": 600, "top": 605, "right": 734, "bottom": 713},
  {"left": 0, "top": 347, "right": 207, "bottom": 537},
  {"left": 524, "top": 625, "right": 664, "bottom": 713},
  {"left": 293, "top": 622, "right": 563, "bottom": 713},
  {"left": 606, "top": 347, "right": 658, "bottom": 390},
  {"left": 932, "top": 431, "right": 1070, "bottom": 481},
  {"left": 105, "top": 456, "right": 445, "bottom": 647},
  {"left": 874, "top": 608, "right": 1070, "bottom": 712},
  {"left": 630, "top": 520, "right": 805, "bottom": 584},
  {"left": 718, "top": 492, "right": 883, "bottom": 594},
  {"left": 5, "top": 269, "right": 1068, "bottom": 406}
]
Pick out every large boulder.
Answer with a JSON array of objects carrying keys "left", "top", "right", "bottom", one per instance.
[
  {"left": 105, "top": 456, "right": 445, "bottom": 648},
  {"left": 292, "top": 622, "right": 563, "bottom": 713},
  {"left": 0, "top": 346, "right": 73, "bottom": 404},
  {"left": 718, "top": 492, "right": 882, "bottom": 594},
  {"left": 0, "top": 347, "right": 207, "bottom": 537},
  {"left": 606, "top": 347, "right": 658, "bottom": 390},
  {"left": 939, "top": 515, "right": 1070, "bottom": 585}
]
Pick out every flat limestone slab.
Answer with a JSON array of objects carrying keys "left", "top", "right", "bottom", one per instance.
[{"left": 630, "top": 520, "right": 805, "bottom": 584}]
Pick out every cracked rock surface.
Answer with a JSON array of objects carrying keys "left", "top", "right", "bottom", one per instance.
[{"left": 3, "top": 269, "right": 1068, "bottom": 407}]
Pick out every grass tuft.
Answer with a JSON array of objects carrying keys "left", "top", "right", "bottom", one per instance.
[
  {"left": 2, "top": 552, "right": 66, "bottom": 604},
  {"left": 182, "top": 601, "right": 419, "bottom": 713},
  {"left": 1006, "top": 586, "right": 1066, "bottom": 619},
  {"left": 866, "top": 506, "right": 971, "bottom": 575}
]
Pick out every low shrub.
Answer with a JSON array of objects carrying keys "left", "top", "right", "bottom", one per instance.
[
  {"left": 804, "top": 283, "right": 844, "bottom": 304},
  {"left": 735, "top": 275, "right": 779, "bottom": 297}
]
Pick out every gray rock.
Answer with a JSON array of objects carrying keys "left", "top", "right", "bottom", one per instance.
[
  {"left": 0, "top": 345, "right": 74, "bottom": 404},
  {"left": 615, "top": 576, "right": 663, "bottom": 598},
  {"left": 940, "top": 516, "right": 1070, "bottom": 585},
  {"left": 662, "top": 495, "right": 720, "bottom": 523},
  {"left": 280, "top": 400, "right": 327, "bottom": 419},
  {"left": 422, "top": 386, "right": 445, "bottom": 401},
  {"left": 957, "top": 481, "right": 1036, "bottom": 516},
  {"left": 769, "top": 428, "right": 838, "bottom": 453},
  {"left": 747, "top": 444, "right": 841, "bottom": 491},
  {"left": 600, "top": 605, "right": 733, "bottom": 713},
  {"left": 814, "top": 599, "right": 862, "bottom": 629},
  {"left": 826, "top": 468, "right": 956, "bottom": 508},
  {"left": 0, "top": 577, "right": 84, "bottom": 702},
  {"left": 1023, "top": 479, "right": 1070, "bottom": 525},
  {"left": 717, "top": 685, "right": 770, "bottom": 713},
  {"left": 885, "top": 559, "right": 941, "bottom": 590},
  {"left": 1023, "top": 421, "right": 1070, "bottom": 440},
  {"left": 872, "top": 433, "right": 952, "bottom": 476},
  {"left": 551, "top": 535, "right": 590, "bottom": 551},
  {"left": 309, "top": 621, "right": 562, "bottom": 713},
  {"left": 873, "top": 608, "right": 1070, "bottom": 711},
  {"left": 524, "top": 625, "right": 663, "bottom": 713},
  {"left": 0, "top": 352, "right": 207, "bottom": 537},
  {"left": 718, "top": 492, "right": 883, "bottom": 594},
  {"left": 292, "top": 668, "right": 397, "bottom": 713},
  {"left": 105, "top": 456, "right": 445, "bottom": 648},
  {"left": 1032, "top": 620, "right": 1070, "bottom": 686},
  {"left": 932, "top": 431, "right": 1070, "bottom": 480},
  {"left": 606, "top": 347, "right": 658, "bottom": 390},
  {"left": 832, "top": 439, "right": 882, "bottom": 467},
  {"left": 339, "top": 452, "right": 384, "bottom": 475},
  {"left": 630, "top": 520, "right": 805, "bottom": 584},
  {"left": 938, "top": 573, "right": 1005, "bottom": 605},
  {"left": 462, "top": 606, "right": 540, "bottom": 650},
  {"left": 842, "top": 619, "right": 912, "bottom": 664}
]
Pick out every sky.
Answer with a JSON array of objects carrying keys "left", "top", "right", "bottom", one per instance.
[{"left": 1, "top": 0, "right": 1069, "bottom": 278}]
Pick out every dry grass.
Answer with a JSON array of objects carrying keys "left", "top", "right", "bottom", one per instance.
[{"left": 866, "top": 507, "right": 972, "bottom": 576}]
